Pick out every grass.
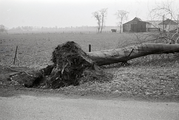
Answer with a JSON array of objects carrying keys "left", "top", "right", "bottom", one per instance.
[{"left": 0, "top": 32, "right": 179, "bottom": 101}]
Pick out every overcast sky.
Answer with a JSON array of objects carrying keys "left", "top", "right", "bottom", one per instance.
[{"left": 0, "top": 0, "right": 179, "bottom": 28}]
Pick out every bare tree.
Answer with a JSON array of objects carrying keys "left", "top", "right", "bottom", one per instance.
[
  {"left": 99, "top": 8, "right": 107, "bottom": 33},
  {"left": 115, "top": 10, "right": 128, "bottom": 33},
  {"left": 93, "top": 8, "right": 107, "bottom": 33},
  {"left": 150, "top": 0, "right": 177, "bottom": 20},
  {"left": 0, "top": 25, "right": 7, "bottom": 33},
  {"left": 93, "top": 12, "right": 101, "bottom": 33},
  {"left": 150, "top": 0, "right": 179, "bottom": 44}
]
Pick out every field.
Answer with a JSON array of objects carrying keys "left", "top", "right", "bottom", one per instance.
[
  {"left": 0, "top": 32, "right": 153, "bottom": 67},
  {"left": 0, "top": 32, "right": 179, "bottom": 101}
]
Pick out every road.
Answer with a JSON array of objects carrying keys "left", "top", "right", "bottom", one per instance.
[{"left": 0, "top": 95, "right": 179, "bottom": 120}]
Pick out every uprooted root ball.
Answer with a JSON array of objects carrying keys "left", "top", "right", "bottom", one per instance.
[{"left": 47, "top": 41, "right": 95, "bottom": 88}]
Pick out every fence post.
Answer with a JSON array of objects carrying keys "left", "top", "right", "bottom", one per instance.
[
  {"left": 13, "top": 46, "right": 18, "bottom": 65},
  {"left": 89, "top": 44, "right": 91, "bottom": 52}
]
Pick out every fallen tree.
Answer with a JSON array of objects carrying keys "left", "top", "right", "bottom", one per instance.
[
  {"left": 9, "top": 41, "right": 179, "bottom": 88},
  {"left": 88, "top": 43, "right": 179, "bottom": 65}
]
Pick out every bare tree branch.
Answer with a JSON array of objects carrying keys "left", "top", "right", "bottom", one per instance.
[
  {"left": 149, "top": 0, "right": 179, "bottom": 44},
  {"left": 150, "top": 0, "right": 177, "bottom": 20},
  {"left": 92, "top": 8, "right": 107, "bottom": 33}
]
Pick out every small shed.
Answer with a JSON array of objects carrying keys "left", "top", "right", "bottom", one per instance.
[
  {"left": 123, "top": 17, "right": 151, "bottom": 32},
  {"left": 158, "top": 19, "right": 178, "bottom": 32}
]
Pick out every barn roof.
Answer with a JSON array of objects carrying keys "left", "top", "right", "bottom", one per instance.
[
  {"left": 124, "top": 17, "right": 150, "bottom": 25},
  {"left": 158, "top": 19, "right": 178, "bottom": 25},
  {"left": 133, "top": 17, "right": 142, "bottom": 21}
]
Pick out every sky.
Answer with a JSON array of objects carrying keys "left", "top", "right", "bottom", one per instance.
[{"left": 0, "top": 0, "right": 179, "bottom": 28}]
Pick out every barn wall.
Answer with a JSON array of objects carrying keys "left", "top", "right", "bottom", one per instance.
[
  {"left": 159, "top": 24, "right": 178, "bottom": 31},
  {"left": 123, "top": 21, "right": 147, "bottom": 32},
  {"left": 123, "top": 23, "right": 131, "bottom": 32}
]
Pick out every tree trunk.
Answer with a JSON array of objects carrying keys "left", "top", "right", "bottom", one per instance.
[{"left": 88, "top": 43, "right": 179, "bottom": 66}]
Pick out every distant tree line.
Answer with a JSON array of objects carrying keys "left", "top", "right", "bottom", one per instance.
[{"left": 0, "top": 25, "right": 7, "bottom": 33}]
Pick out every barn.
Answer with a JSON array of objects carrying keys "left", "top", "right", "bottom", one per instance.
[
  {"left": 158, "top": 19, "right": 178, "bottom": 32},
  {"left": 123, "top": 17, "right": 151, "bottom": 32}
]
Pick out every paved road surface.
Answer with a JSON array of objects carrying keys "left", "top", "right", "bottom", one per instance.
[{"left": 0, "top": 95, "right": 179, "bottom": 120}]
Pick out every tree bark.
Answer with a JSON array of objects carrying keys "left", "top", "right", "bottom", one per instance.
[{"left": 88, "top": 43, "right": 179, "bottom": 66}]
